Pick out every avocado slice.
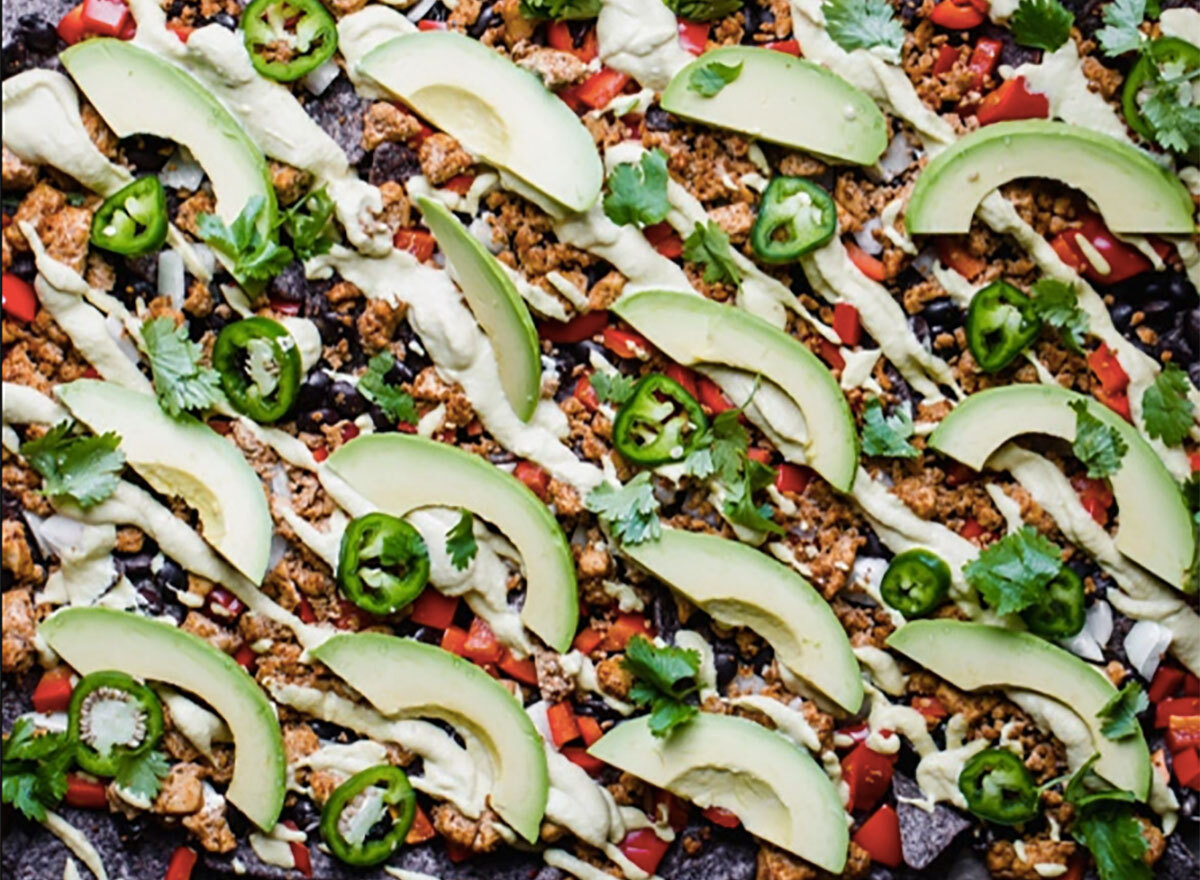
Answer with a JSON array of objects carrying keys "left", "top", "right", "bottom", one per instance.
[
  {"left": 415, "top": 197, "right": 541, "bottom": 422},
  {"left": 55, "top": 380, "right": 273, "bottom": 584},
  {"left": 359, "top": 32, "right": 602, "bottom": 213},
  {"left": 60, "top": 38, "right": 275, "bottom": 235},
  {"left": 325, "top": 434, "right": 578, "bottom": 651},
  {"left": 622, "top": 528, "right": 862, "bottom": 713},
  {"left": 310, "top": 633, "right": 548, "bottom": 842},
  {"left": 887, "top": 620, "right": 1152, "bottom": 799},
  {"left": 611, "top": 290, "right": 858, "bottom": 491},
  {"left": 660, "top": 46, "right": 888, "bottom": 166},
  {"left": 589, "top": 713, "right": 848, "bottom": 872},
  {"left": 906, "top": 120, "right": 1195, "bottom": 235},
  {"left": 928, "top": 384, "right": 1195, "bottom": 592},
  {"left": 40, "top": 608, "right": 285, "bottom": 830}
]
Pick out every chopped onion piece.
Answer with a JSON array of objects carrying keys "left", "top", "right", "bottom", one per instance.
[
  {"left": 1061, "top": 627, "right": 1103, "bottom": 663},
  {"left": 876, "top": 132, "right": 913, "bottom": 182},
  {"left": 406, "top": 0, "right": 438, "bottom": 20},
  {"left": 303, "top": 59, "right": 341, "bottom": 96},
  {"left": 853, "top": 217, "right": 884, "bottom": 256},
  {"left": 1085, "top": 599, "right": 1113, "bottom": 648},
  {"left": 158, "top": 147, "right": 204, "bottom": 191},
  {"left": 1124, "top": 620, "right": 1172, "bottom": 681},
  {"left": 157, "top": 249, "right": 186, "bottom": 308}
]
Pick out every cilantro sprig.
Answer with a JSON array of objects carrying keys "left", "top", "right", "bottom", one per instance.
[
  {"left": 861, "top": 397, "right": 919, "bottom": 459},
  {"left": 662, "top": 0, "right": 741, "bottom": 22},
  {"left": 683, "top": 221, "right": 741, "bottom": 287},
  {"left": 446, "top": 510, "right": 478, "bottom": 571},
  {"left": 1142, "top": 363, "right": 1194, "bottom": 447},
  {"left": 1008, "top": 0, "right": 1074, "bottom": 51},
  {"left": 357, "top": 352, "right": 418, "bottom": 426},
  {"left": 141, "top": 317, "right": 223, "bottom": 418},
  {"left": 822, "top": 0, "right": 904, "bottom": 56},
  {"left": 603, "top": 150, "right": 670, "bottom": 229},
  {"left": 115, "top": 748, "right": 170, "bottom": 801},
  {"left": 1070, "top": 400, "right": 1127, "bottom": 479},
  {"left": 1030, "top": 279, "right": 1088, "bottom": 354},
  {"left": 283, "top": 187, "right": 337, "bottom": 261},
  {"left": 518, "top": 0, "right": 600, "bottom": 19},
  {"left": 1, "top": 718, "right": 75, "bottom": 822},
  {"left": 585, "top": 472, "right": 662, "bottom": 545},
  {"left": 622, "top": 634, "right": 702, "bottom": 737},
  {"left": 590, "top": 371, "right": 636, "bottom": 406},
  {"left": 963, "top": 526, "right": 1063, "bottom": 616},
  {"left": 196, "top": 196, "right": 293, "bottom": 288},
  {"left": 20, "top": 421, "right": 125, "bottom": 509},
  {"left": 1096, "top": 0, "right": 1155, "bottom": 57},
  {"left": 1096, "top": 682, "right": 1148, "bottom": 741},
  {"left": 688, "top": 60, "right": 743, "bottom": 97}
]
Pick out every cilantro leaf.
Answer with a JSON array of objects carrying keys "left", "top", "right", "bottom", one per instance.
[
  {"left": 722, "top": 457, "right": 785, "bottom": 535},
  {"left": 445, "top": 509, "right": 478, "bottom": 571},
  {"left": 1142, "top": 363, "right": 1194, "bottom": 447},
  {"left": 1096, "top": 0, "right": 1150, "bottom": 56},
  {"left": 1096, "top": 682, "right": 1148, "bottom": 741},
  {"left": 688, "top": 61, "right": 743, "bottom": 97},
  {"left": 623, "top": 634, "right": 701, "bottom": 737},
  {"left": 196, "top": 195, "right": 293, "bottom": 288},
  {"left": 861, "top": 397, "right": 919, "bottom": 459},
  {"left": 1070, "top": 400, "right": 1128, "bottom": 479},
  {"left": 1184, "top": 473, "right": 1200, "bottom": 527},
  {"left": 590, "top": 371, "right": 636, "bottom": 405},
  {"left": 518, "top": 0, "right": 600, "bottom": 19},
  {"left": 1008, "top": 0, "right": 1074, "bottom": 50},
  {"left": 1030, "top": 279, "right": 1088, "bottom": 354},
  {"left": 1, "top": 719, "right": 75, "bottom": 822},
  {"left": 357, "top": 352, "right": 418, "bottom": 426},
  {"left": 283, "top": 187, "right": 337, "bottom": 261},
  {"left": 141, "top": 316, "right": 223, "bottom": 418},
  {"left": 1140, "top": 73, "right": 1200, "bottom": 155},
  {"left": 585, "top": 472, "right": 662, "bottom": 545},
  {"left": 963, "top": 526, "right": 1063, "bottom": 615},
  {"left": 115, "top": 749, "right": 169, "bottom": 801},
  {"left": 1060, "top": 754, "right": 1138, "bottom": 809},
  {"left": 20, "top": 421, "right": 125, "bottom": 509},
  {"left": 603, "top": 150, "right": 671, "bottom": 229},
  {"left": 822, "top": 0, "right": 905, "bottom": 56},
  {"left": 683, "top": 221, "right": 741, "bottom": 287},
  {"left": 1072, "top": 802, "right": 1152, "bottom": 880},
  {"left": 661, "top": 0, "right": 741, "bottom": 22}
]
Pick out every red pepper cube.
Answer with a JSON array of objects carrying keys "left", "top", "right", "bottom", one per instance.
[
  {"left": 676, "top": 19, "right": 710, "bottom": 55},
  {"left": 407, "top": 805, "right": 437, "bottom": 844},
  {"left": 575, "top": 68, "right": 631, "bottom": 111},
  {"left": 577, "top": 715, "right": 604, "bottom": 746},
  {"left": 462, "top": 617, "right": 503, "bottom": 665},
  {"left": 547, "top": 701, "right": 582, "bottom": 747},
  {"left": 818, "top": 338, "right": 846, "bottom": 372},
  {"left": 603, "top": 613, "right": 653, "bottom": 651},
  {"left": 929, "top": 0, "right": 986, "bottom": 29},
  {"left": 932, "top": 43, "right": 959, "bottom": 75},
  {"left": 1166, "top": 715, "right": 1200, "bottom": 754},
  {"left": 653, "top": 789, "right": 690, "bottom": 832},
  {"left": 643, "top": 222, "right": 684, "bottom": 259},
  {"left": 32, "top": 666, "right": 74, "bottom": 714},
  {"left": 1156, "top": 697, "right": 1200, "bottom": 728},
  {"left": 1149, "top": 665, "right": 1186, "bottom": 703},
  {"left": 695, "top": 375, "right": 734, "bottom": 414},
  {"left": 841, "top": 741, "right": 896, "bottom": 813},
  {"left": 55, "top": 3, "right": 88, "bottom": 44},
  {"left": 497, "top": 648, "right": 539, "bottom": 686},
  {"left": 775, "top": 463, "right": 812, "bottom": 495},
  {"left": 233, "top": 644, "right": 257, "bottom": 673},
  {"left": 440, "top": 625, "right": 469, "bottom": 656},
  {"left": 619, "top": 828, "right": 672, "bottom": 875},
  {"left": 853, "top": 804, "right": 903, "bottom": 868},
  {"left": 601, "top": 325, "right": 652, "bottom": 359},
  {"left": 409, "top": 590, "right": 460, "bottom": 629},
  {"left": 81, "top": 0, "right": 131, "bottom": 36},
  {"left": 703, "top": 806, "right": 741, "bottom": 828},
  {"left": 514, "top": 460, "right": 551, "bottom": 502},
  {"left": 394, "top": 228, "right": 436, "bottom": 262},
  {"left": 64, "top": 773, "right": 109, "bottom": 810},
  {"left": 1184, "top": 674, "right": 1200, "bottom": 697},
  {"left": 165, "top": 846, "right": 199, "bottom": 880},
  {"left": 562, "top": 746, "right": 606, "bottom": 774},
  {"left": 833, "top": 303, "right": 862, "bottom": 346},
  {"left": 537, "top": 309, "right": 609, "bottom": 344},
  {"left": 967, "top": 37, "right": 1003, "bottom": 86},
  {"left": 281, "top": 820, "right": 312, "bottom": 877},
  {"left": 572, "top": 627, "right": 603, "bottom": 654},
  {"left": 1173, "top": 747, "right": 1200, "bottom": 790},
  {"left": 573, "top": 374, "right": 600, "bottom": 412},
  {"left": 976, "top": 77, "right": 1050, "bottom": 126},
  {"left": 206, "top": 587, "right": 247, "bottom": 621},
  {"left": 911, "top": 695, "right": 948, "bottom": 722},
  {"left": 1087, "top": 343, "right": 1130, "bottom": 394},
  {"left": 2, "top": 272, "right": 38, "bottom": 322},
  {"left": 935, "top": 237, "right": 987, "bottom": 281},
  {"left": 663, "top": 363, "right": 700, "bottom": 400},
  {"left": 844, "top": 239, "right": 887, "bottom": 282},
  {"left": 764, "top": 38, "right": 801, "bottom": 56}
]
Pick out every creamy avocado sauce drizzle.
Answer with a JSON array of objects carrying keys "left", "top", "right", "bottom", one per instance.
[{"left": 596, "top": 0, "right": 692, "bottom": 92}]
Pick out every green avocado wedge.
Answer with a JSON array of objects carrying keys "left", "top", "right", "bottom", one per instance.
[
  {"left": 40, "top": 608, "right": 286, "bottom": 830},
  {"left": 622, "top": 527, "right": 862, "bottom": 712},
  {"left": 887, "top": 620, "right": 1152, "bottom": 799},
  {"left": 589, "top": 714, "right": 848, "bottom": 872},
  {"left": 661, "top": 46, "right": 888, "bottom": 165},
  {"left": 55, "top": 380, "right": 273, "bottom": 584},
  {"left": 611, "top": 290, "right": 858, "bottom": 492},
  {"left": 416, "top": 197, "right": 540, "bottom": 421},
  {"left": 310, "top": 633, "right": 549, "bottom": 843},
  {"left": 359, "top": 32, "right": 602, "bottom": 212},
  {"left": 60, "top": 38, "right": 275, "bottom": 235},
  {"left": 906, "top": 120, "right": 1195, "bottom": 235},
  {"left": 325, "top": 434, "right": 578, "bottom": 652},
  {"left": 928, "top": 384, "right": 1195, "bottom": 592}
]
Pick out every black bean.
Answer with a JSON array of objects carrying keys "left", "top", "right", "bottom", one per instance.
[
  {"left": 122, "top": 134, "right": 174, "bottom": 172},
  {"left": 289, "top": 798, "right": 322, "bottom": 833},
  {"left": 713, "top": 651, "right": 738, "bottom": 689},
  {"left": 908, "top": 315, "right": 931, "bottom": 349},
  {"left": 330, "top": 381, "right": 367, "bottom": 418},
  {"left": 385, "top": 358, "right": 414, "bottom": 385},
  {"left": 18, "top": 15, "right": 57, "bottom": 53},
  {"left": 2, "top": 41, "right": 30, "bottom": 78},
  {"left": 921, "top": 298, "right": 961, "bottom": 336},
  {"left": 135, "top": 584, "right": 166, "bottom": 616},
  {"left": 1110, "top": 301, "right": 1134, "bottom": 328},
  {"left": 644, "top": 106, "right": 674, "bottom": 132},
  {"left": 295, "top": 371, "right": 331, "bottom": 411},
  {"left": 156, "top": 559, "right": 187, "bottom": 591},
  {"left": 369, "top": 405, "right": 394, "bottom": 431},
  {"left": 211, "top": 12, "right": 237, "bottom": 28},
  {"left": 369, "top": 142, "right": 421, "bottom": 186},
  {"left": 468, "top": 2, "right": 498, "bottom": 37},
  {"left": 1140, "top": 298, "right": 1175, "bottom": 330},
  {"left": 119, "top": 552, "right": 156, "bottom": 578},
  {"left": 860, "top": 523, "right": 893, "bottom": 560},
  {"left": 268, "top": 263, "right": 307, "bottom": 303},
  {"left": 1158, "top": 327, "right": 1194, "bottom": 365},
  {"left": 297, "top": 407, "right": 339, "bottom": 433}
]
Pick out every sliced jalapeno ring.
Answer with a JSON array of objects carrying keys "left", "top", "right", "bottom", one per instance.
[
  {"left": 213, "top": 317, "right": 302, "bottom": 423},
  {"left": 67, "top": 670, "right": 164, "bottom": 777},
  {"left": 241, "top": 0, "right": 338, "bottom": 82},
  {"left": 337, "top": 513, "right": 430, "bottom": 616},
  {"left": 965, "top": 280, "right": 1042, "bottom": 373},
  {"left": 750, "top": 177, "right": 837, "bottom": 264},
  {"left": 1020, "top": 567, "right": 1085, "bottom": 639},
  {"left": 90, "top": 177, "right": 168, "bottom": 256},
  {"left": 958, "top": 747, "right": 1040, "bottom": 825},
  {"left": 1122, "top": 38, "right": 1200, "bottom": 146},
  {"left": 321, "top": 764, "right": 417, "bottom": 866},
  {"left": 880, "top": 548, "right": 951, "bottom": 618},
  {"left": 612, "top": 374, "right": 708, "bottom": 466}
]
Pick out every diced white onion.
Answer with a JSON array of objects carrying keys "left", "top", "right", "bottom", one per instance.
[
  {"left": 1085, "top": 599, "right": 1113, "bottom": 647},
  {"left": 912, "top": 247, "right": 939, "bottom": 279},
  {"left": 876, "top": 132, "right": 913, "bottom": 182},
  {"left": 1061, "top": 628, "right": 1103, "bottom": 663},
  {"left": 106, "top": 314, "right": 142, "bottom": 366},
  {"left": 158, "top": 147, "right": 204, "bottom": 191},
  {"left": 405, "top": 0, "right": 437, "bottom": 21},
  {"left": 267, "top": 533, "right": 289, "bottom": 573},
  {"left": 28, "top": 514, "right": 87, "bottom": 560},
  {"left": 853, "top": 217, "right": 884, "bottom": 256},
  {"left": 1125, "top": 620, "right": 1172, "bottom": 681},
  {"left": 191, "top": 243, "right": 217, "bottom": 278},
  {"left": 303, "top": 59, "right": 341, "bottom": 96},
  {"left": 157, "top": 249, "right": 186, "bottom": 308}
]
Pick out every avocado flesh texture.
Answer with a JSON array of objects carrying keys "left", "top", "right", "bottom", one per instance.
[
  {"left": 60, "top": 38, "right": 276, "bottom": 234},
  {"left": 661, "top": 46, "right": 887, "bottom": 166},
  {"left": 416, "top": 197, "right": 541, "bottom": 422},
  {"left": 310, "top": 633, "right": 549, "bottom": 842},
  {"left": 928, "top": 383, "right": 1195, "bottom": 591},
  {"left": 589, "top": 714, "right": 848, "bottom": 872},
  {"left": 611, "top": 290, "right": 858, "bottom": 492},
  {"left": 55, "top": 380, "right": 273, "bottom": 584},
  {"left": 622, "top": 527, "right": 862, "bottom": 713},
  {"left": 359, "top": 32, "right": 602, "bottom": 213},
  {"left": 40, "top": 608, "right": 286, "bottom": 830},
  {"left": 906, "top": 120, "right": 1195, "bottom": 235},
  {"left": 887, "top": 620, "right": 1152, "bottom": 799},
  {"left": 325, "top": 434, "right": 578, "bottom": 652}
]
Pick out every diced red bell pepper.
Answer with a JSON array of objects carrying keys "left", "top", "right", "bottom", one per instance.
[
  {"left": 312, "top": 446, "right": 329, "bottom": 462},
  {"left": 944, "top": 461, "right": 976, "bottom": 487},
  {"left": 577, "top": 715, "right": 604, "bottom": 746},
  {"left": 206, "top": 587, "right": 246, "bottom": 621},
  {"left": 281, "top": 821, "right": 312, "bottom": 877},
  {"left": 912, "top": 695, "right": 948, "bottom": 721},
  {"left": 652, "top": 789, "right": 690, "bottom": 832},
  {"left": 573, "top": 627, "right": 603, "bottom": 654},
  {"left": 2, "top": 272, "right": 37, "bottom": 322},
  {"left": 118, "top": 16, "right": 136, "bottom": 39},
  {"left": 167, "top": 22, "right": 192, "bottom": 41},
  {"left": 417, "top": 19, "right": 447, "bottom": 30},
  {"left": 619, "top": 828, "right": 672, "bottom": 875},
  {"left": 775, "top": 463, "right": 812, "bottom": 495},
  {"left": 269, "top": 296, "right": 301, "bottom": 316},
  {"left": 746, "top": 447, "right": 772, "bottom": 465},
  {"left": 842, "top": 742, "right": 896, "bottom": 813},
  {"left": 407, "top": 805, "right": 437, "bottom": 844},
  {"left": 603, "top": 613, "right": 654, "bottom": 650},
  {"left": 932, "top": 43, "right": 960, "bottom": 75},
  {"left": 514, "top": 460, "right": 551, "bottom": 502},
  {"left": 696, "top": 375, "right": 734, "bottom": 414},
  {"left": 575, "top": 68, "right": 631, "bottom": 111},
  {"left": 1190, "top": 452, "right": 1200, "bottom": 473},
  {"left": 1087, "top": 342, "right": 1130, "bottom": 395},
  {"left": 1149, "top": 665, "right": 1186, "bottom": 704},
  {"left": 935, "top": 237, "right": 986, "bottom": 280},
  {"left": 602, "top": 325, "right": 651, "bottom": 359},
  {"left": 1184, "top": 674, "right": 1200, "bottom": 697},
  {"left": 845, "top": 240, "right": 887, "bottom": 282},
  {"left": 1051, "top": 215, "right": 1151, "bottom": 284},
  {"left": 341, "top": 422, "right": 361, "bottom": 443},
  {"left": 537, "top": 309, "right": 609, "bottom": 343},
  {"left": 442, "top": 174, "right": 475, "bottom": 196},
  {"left": 677, "top": 19, "right": 710, "bottom": 55},
  {"left": 64, "top": 774, "right": 109, "bottom": 810},
  {"left": 644, "top": 222, "right": 684, "bottom": 259},
  {"left": 764, "top": 38, "right": 801, "bottom": 56},
  {"left": 929, "top": 0, "right": 987, "bottom": 30},
  {"left": 959, "top": 517, "right": 986, "bottom": 541},
  {"left": 664, "top": 363, "right": 700, "bottom": 400},
  {"left": 1061, "top": 854, "right": 1088, "bottom": 880},
  {"left": 1094, "top": 388, "right": 1132, "bottom": 423},
  {"left": 837, "top": 722, "right": 871, "bottom": 748},
  {"left": 703, "top": 806, "right": 741, "bottom": 828},
  {"left": 56, "top": 3, "right": 88, "bottom": 44},
  {"left": 1071, "top": 475, "right": 1114, "bottom": 526},
  {"left": 833, "top": 303, "right": 862, "bottom": 346},
  {"left": 562, "top": 746, "right": 606, "bottom": 774},
  {"left": 818, "top": 338, "right": 846, "bottom": 372},
  {"left": 233, "top": 645, "right": 257, "bottom": 673},
  {"left": 1174, "top": 747, "right": 1200, "bottom": 789},
  {"left": 547, "top": 701, "right": 582, "bottom": 747},
  {"left": 547, "top": 22, "right": 598, "bottom": 62},
  {"left": 967, "top": 37, "right": 1003, "bottom": 86},
  {"left": 1156, "top": 697, "right": 1200, "bottom": 728},
  {"left": 32, "top": 667, "right": 74, "bottom": 714},
  {"left": 394, "top": 228, "right": 436, "bottom": 262},
  {"left": 498, "top": 648, "right": 539, "bottom": 686},
  {"left": 853, "top": 805, "right": 903, "bottom": 868},
  {"left": 573, "top": 374, "right": 600, "bottom": 411},
  {"left": 462, "top": 617, "right": 504, "bottom": 665},
  {"left": 165, "top": 846, "right": 198, "bottom": 880},
  {"left": 409, "top": 590, "right": 459, "bottom": 629},
  {"left": 446, "top": 841, "right": 474, "bottom": 862},
  {"left": 976, "top": 76, "right": 1050, "bottom": 125},
  {"left": 81, "top": 0, "right": 130, "bottom": 36},
  {"left": 441, "top": 626, "right": 469, "bottom": 656},
  {"left": 1167, "top": 716, "right": 1200, "bottom": 753}
]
